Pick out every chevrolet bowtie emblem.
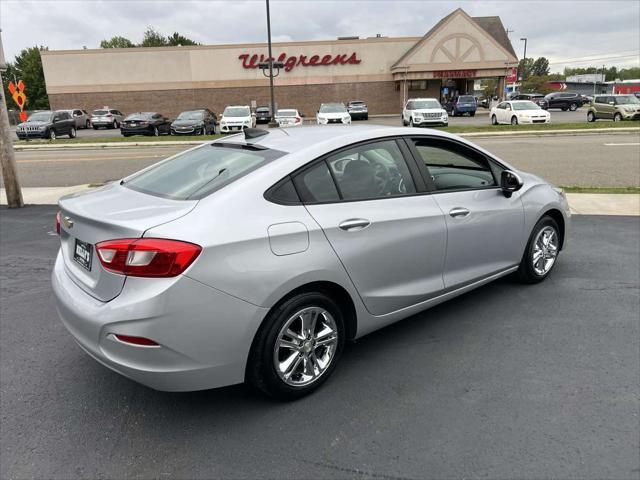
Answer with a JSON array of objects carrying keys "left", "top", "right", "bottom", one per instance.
[{"left": 63, "top": 217, "right": 74, "bottom": 229}]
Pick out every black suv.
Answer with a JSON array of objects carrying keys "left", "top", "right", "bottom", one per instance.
[
  {"left": 15, "top": 110, "right": 76, "bottom": 140},
  {"left": 512, "top": 93, "right": 549, "bottom": 109},
  {"left": 255, "top": 106, "right": 272, "bottom": 124},
  {"left": 544, "top": 92, "right": 588, "bottom": 111}
]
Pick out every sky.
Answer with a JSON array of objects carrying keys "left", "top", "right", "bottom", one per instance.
[{"left": 1, "top": 0, "right": 639, "bottom": 73}]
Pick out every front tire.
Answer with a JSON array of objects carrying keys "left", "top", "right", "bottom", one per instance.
[
  {"left": 569, "top": 103, "right": 578, "bottom": 111},
  {"left": 409, "top": 118, "right": 415, "bottom": 127},
  {"left": 153, "top": 126, "right": 159, "bottom": 136},
  {"left": 68, "top": 127, "right": 76, "bottom": 138},
  {"left": 587, "top": 111, "right": 596, "bottom": 122},
  {"left": 491, "top": 114, "right": 498, "bottom": 125},
  {"left": 247, "top": 292, "right": 345, "bottom": 400},
  {"left": 511, "top": 116, "right": 518, "bottom": 125},
  {"left": 48, "top": 129, "right": 56, "bottom": 140},
  {"left": 613, "top": 113, "right": 622, "bottom": 122},
  {"left": 517, "top": 216, "right": 561, "bottom": 284}
]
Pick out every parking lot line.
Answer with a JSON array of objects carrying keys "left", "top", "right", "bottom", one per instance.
[{"left": 603, "top": 143, "right": 640, "bottom": 146}]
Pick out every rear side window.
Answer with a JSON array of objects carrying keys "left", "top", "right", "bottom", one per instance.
[
  {"left": 294, "top": 162, "right": 340, "bottom": 203},
  {"left": 124, "top": 143, "right": 286, "bottom": 200}
]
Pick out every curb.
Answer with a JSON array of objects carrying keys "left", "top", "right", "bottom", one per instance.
[{"left": 12, "top": 127, "right": 640, "bottom": 150}]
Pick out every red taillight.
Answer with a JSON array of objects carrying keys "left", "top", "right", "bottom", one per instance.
[
  {"left": 95, "top": 238, "right": 201, "bottom": 277},
  {"left": 106, "top": 114, "right": 113, "bottom": 117},
  {"left": 113, "top": 334, "right": 159, "bottom": 346},
  {"left": 295, "top": 117, "right": 301, "bottom": 123},
  {"left": 55, "top": 211, "right": 61, "bottom": 234}
]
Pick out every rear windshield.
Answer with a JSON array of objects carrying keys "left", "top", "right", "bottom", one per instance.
[
  {"left": 123, "top": 143, "right": 286, "bottom": 200},
  {"left": 277, "top": 110, "right": 297, "bottom": 117},
  {"left": 92, "top": 110, "right": 108, "bottom": 116},
  {"left": 458, "top": 96, "right": 475, "bottom": 102},
  {"left": 256, "top": 107, "right": 270, "bottom": 112},
  {"left": 126, "top": 113, "right": 153, "bottom": 120}
]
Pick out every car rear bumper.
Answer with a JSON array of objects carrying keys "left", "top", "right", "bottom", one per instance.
[
  {"left": 91, "top": 121, "right": 116, "bottom": 127},
  {"left": 348, "top": 111, "right": 368, "bottom": 119},
  {"left": 121, "top": 127, "right": 153, "bottom": 135},
  {"left": 52, "top": 251, "right": 268, "bottom": 391}
]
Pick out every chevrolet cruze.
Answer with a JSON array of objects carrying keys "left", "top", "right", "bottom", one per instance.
[{"left": 52, "top": 126, "right": 570, "bottom": 400}]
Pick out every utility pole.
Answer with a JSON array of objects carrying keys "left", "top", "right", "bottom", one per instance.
[
  {"left": 265, "top": 0, "right": 277, "bottom": 128},
  {"left": 520, "top": 38, "right": 528, "bottom": 81},
  {"left": 0, "top": 28, "right": 24, "bottom": 208}
]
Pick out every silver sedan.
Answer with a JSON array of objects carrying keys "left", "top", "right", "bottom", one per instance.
[{"left": 52, "top": 126, "right": 570, "bottom": 399}]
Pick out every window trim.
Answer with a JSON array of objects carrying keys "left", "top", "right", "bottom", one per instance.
[{"left": 403, "top": 135, "right": 505, "bottom": 195}]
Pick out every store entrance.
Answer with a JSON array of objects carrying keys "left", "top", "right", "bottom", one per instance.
[{"left": 439, "top": 78, "right": 475, "bottom": 103}]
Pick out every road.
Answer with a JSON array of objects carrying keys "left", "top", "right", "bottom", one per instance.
[
  {"left": 8, "top": 132, "right": 640, "bottom": 188},
  {"left": 9, "top": 108, "right": 590, "bottom": 139},
  {"left": 1, "top": 207, "right": 638, "bottom": 479}
]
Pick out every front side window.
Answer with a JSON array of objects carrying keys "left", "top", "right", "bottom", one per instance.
[
  {"left": 124, "top": 143, "right": 286, "bottom": 200},
  {"left": 326, "top": 140, "right": 416, "bottom": 200},
  {"left": 411, "top": 138, "right": 496, "bottom": 191}
]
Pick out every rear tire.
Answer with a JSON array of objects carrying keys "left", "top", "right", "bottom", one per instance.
[
  {"left": 247, "top": 292, "right": 345, "bottom": 400},
  {"left": 153, "top": 126, "right": 159, "bottom": 136},
  {"left": 569, "top": 103, "right": 578, "bottom": 111},
  {"left": 517, "top": 216, "right": 561, "bottom": 284},
  {"left": 92, "top": 125, "right": 98, "bottom": 130}
]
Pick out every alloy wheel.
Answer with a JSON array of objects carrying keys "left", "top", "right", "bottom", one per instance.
[
  {"left": 532, "top": 226, "right": 559, "bottom": 276},
  {"left": 273, "top": 306, "right": 339, "bottom": 387}
]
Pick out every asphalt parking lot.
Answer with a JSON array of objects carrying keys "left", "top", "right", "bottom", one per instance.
[
  {"left": 1, "top": 206, "right": 638, "bottom": 479},
  {"left": 9, "top": 108, "right": 590, "bottom": 140}
]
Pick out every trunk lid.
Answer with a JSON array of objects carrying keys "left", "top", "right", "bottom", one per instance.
[{"left": 58, "top": 182, "right": 197, "bottom": 302}]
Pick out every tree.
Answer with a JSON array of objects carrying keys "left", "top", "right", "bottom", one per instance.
[
  {"left": 531, "top": 57, "right": 550, "bottom": 77},
  {"left": 167, "top": 32, "right": 199, "bottom": 46},
  {"left": 520, "top": 75, "right": 554, "bottom": 94},
  {"left": 2, "top": 46, "right": 49, "bottom": 110},
  {"left": 482, "top": 78, "right": 498, "bottom": 98},
  {"left": 139, "top": 27, "right": 168, "bottom": 47},
  {"left": 518, "top": 58, "right": 534, "bottom": 80},
  {"left": 100, "top": 36, "right": 135, "bottom": 48}
]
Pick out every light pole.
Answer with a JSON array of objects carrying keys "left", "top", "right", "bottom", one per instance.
[
  {"left": 520, "top": 38, "right": 528, "bottom": 80},
  {"left": 0, "top": 28, "right": 24, "bottom": 208},
  {"left": 264, "top": 0, "right": 278, "bottom": 128}
]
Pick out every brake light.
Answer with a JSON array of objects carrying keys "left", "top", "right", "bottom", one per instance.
[
  {"left": 95, "top": 238, "right": 201, "bottom": 277},
  {"left": 55, "top": 211, "right": 61, "bottom": 234},
  {"left": 295, "top": 116, "right": 301, "bottom": 123},
  {"left": 106, "top": 114, "right": 113, "bottom": 118}
]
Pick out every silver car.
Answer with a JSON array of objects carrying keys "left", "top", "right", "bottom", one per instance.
[
  {"left": 52, "top": 126, "right": 570, "bottom": 399},
  {"left": 64, "top": 109, "right": 91, "bottom": 129},
  {"left": 90, "top": 107, "right": 124, "bottom": 129}
]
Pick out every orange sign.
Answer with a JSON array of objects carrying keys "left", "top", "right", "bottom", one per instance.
[{"left": 8, "top": 80, "right": 27, "bottom": 111}]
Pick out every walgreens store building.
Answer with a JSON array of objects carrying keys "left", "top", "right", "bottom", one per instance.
[{"left": 42, "top": 9, "right": 518, "bottom": 117}]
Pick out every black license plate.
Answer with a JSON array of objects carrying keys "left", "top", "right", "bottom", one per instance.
[{"left": 73, "top": 239, "right": 93, "bottom": 271}]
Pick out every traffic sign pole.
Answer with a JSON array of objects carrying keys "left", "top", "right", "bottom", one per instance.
[{"left": 0, "top": 29, "right": 25, "bottom": 208}]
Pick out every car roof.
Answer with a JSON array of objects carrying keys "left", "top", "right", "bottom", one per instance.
[
  {"left": 215, "top": 125, "right": 463, "bottom": 154},
  {"left": 409, "top": 98, "right": 438, "bottom": 101}
]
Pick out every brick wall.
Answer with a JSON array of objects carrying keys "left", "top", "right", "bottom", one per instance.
[{"left": 47, "top": 81, "right": 402, "bottom": 119}]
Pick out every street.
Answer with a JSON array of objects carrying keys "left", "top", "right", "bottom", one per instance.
[
  {"left": 1, "top": 206, "right": 638, "bottom": 479},
  {"left": 9, "top": 132, "right": 640, "bottom": 188}
]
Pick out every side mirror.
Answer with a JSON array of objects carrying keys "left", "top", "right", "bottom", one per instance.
[{"left": 501, "top": 170, "right": 523, "bottom": 197}]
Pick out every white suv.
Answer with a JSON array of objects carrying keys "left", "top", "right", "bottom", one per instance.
[
  {"left": 220, "top": 106, "right": 256, "bottom": 133},
  {"left": 402, "top": 98, "right": 448, "bottom": 127}
]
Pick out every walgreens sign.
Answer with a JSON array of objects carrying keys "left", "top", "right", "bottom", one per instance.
[{"left": 238, "top": 52, "right": 361, "bottom": 72}]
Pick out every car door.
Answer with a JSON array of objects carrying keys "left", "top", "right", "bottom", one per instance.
[
  {"left": 496, "top": 102, "right": 508, "bottom": 123},
  {"left": 406, "top": 136, "right": 525, "bottom": 288},
  {"left": 293, "top": 138, "right": 447, "bottom": 316}
]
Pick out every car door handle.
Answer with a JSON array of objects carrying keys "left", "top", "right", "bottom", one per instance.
[
  {"left": 449, "top": 207, "right": 470, "bottom": 218},
  {"left": 339, "top": 219, "right": 371, "bottom": 231}
]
